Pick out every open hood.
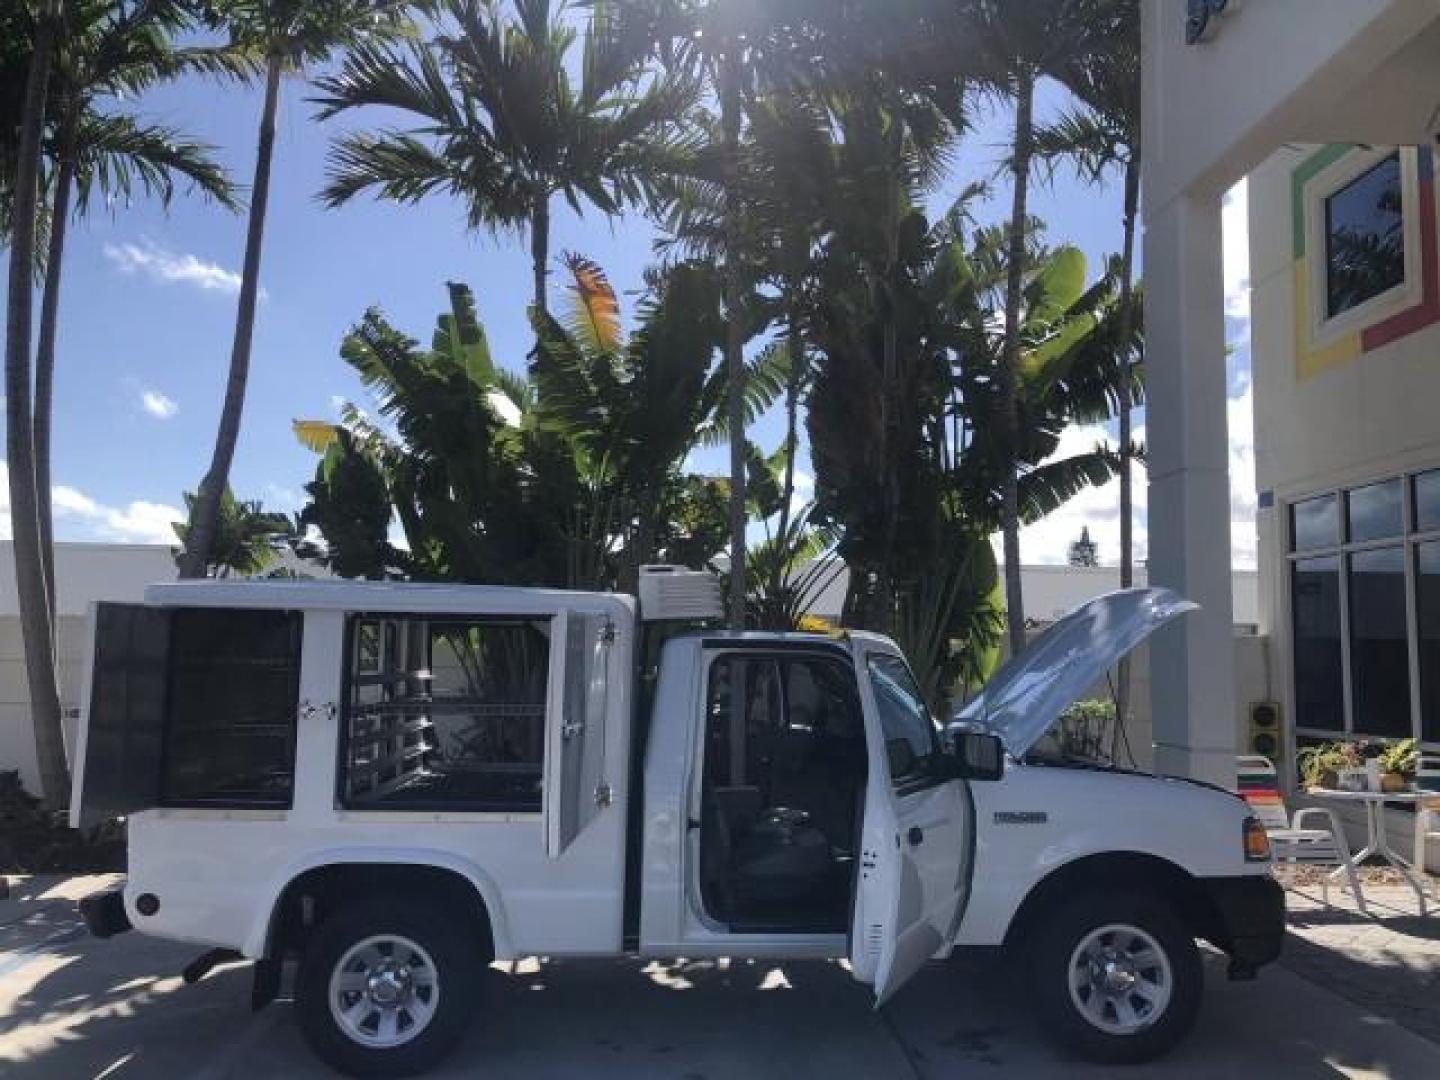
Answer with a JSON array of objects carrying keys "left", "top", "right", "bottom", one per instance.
[{"left": 952, "top": 588, "right": 1198, "bottom": 757}]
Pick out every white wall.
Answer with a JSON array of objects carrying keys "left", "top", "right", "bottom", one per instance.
[
  {"left": 1250, "top": 151, "right": 1440, "bottom": 502},
  {"left": 1145, "top": 0, "right": 1438, "bottom": 205}
]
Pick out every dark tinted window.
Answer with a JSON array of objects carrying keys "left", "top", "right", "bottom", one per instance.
[
  {"left": 161, "top": 609, "right": 302, "bottom": 806},
  {"left": 1415, "top": 471, "right": 1440, "bottom": 533},
  {"left": 1348, "top": 548, "right": 1412, "bottom": 738},
  {"left": 1325, "top": 153, "right": 1405, "bottom": 318},
  {"left": 1292, "top": 557, "right": 1344, "bottom": 732},
  {"left": 1292, "top": 495, "right": 1340, "bottom": 552},
  {"left": 1348, "top": 480, "right": 1403, "bottom": 542},
  {"left": 1417, "top": 543, "right": 1440, "bottom": 743},
  {"left": 867, "top": 654, "right": 943, "bottom": 792},
  {"left": 342, "top": 616, "right": 550, "bottom": 811}
]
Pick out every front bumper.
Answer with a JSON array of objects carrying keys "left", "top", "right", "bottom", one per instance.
[
  {"left": 78, "top": 889, "right": 132, "bottom": 939},
  {"left": 1199, "top": 873, "right": 1285, "bottom": 973}
]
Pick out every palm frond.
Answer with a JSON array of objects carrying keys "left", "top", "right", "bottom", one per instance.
[
  {"left": 561, "top": 252, "right": 622, "bottom": 354},
  {"left": 72, "top": 113, "right": 240, "bottom": 214}
]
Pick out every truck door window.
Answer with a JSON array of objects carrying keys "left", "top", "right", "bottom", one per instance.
[
  {"left": 866, "top": 654, "right": 944, "bottom": 793},
  {"left": 341, "top": 615, "right": 550, "bottom": 812}
]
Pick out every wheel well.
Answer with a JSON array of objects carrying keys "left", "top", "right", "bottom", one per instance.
[
  {"left": 265, "top": 863, "right": 493, "bottom": 960},
  {"left": 1002, "top": 852, "right": 1225, "bottom": 951}
]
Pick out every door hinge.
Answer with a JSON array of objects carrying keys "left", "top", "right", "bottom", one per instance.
[
  {"left": 561, "top": 721, "right": 585, "bottom": 740},
  {"left": 594, "top": 782, "right": 613, "bottom": 808},
  {"left": 298, "top": 700, "right": 336, "bottom": 723}
]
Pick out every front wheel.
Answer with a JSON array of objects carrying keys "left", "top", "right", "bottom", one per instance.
[
  {"left": 296, "top": 898, "right": 482, "bottom": 1077},
  {"left": 1026, "top": 891, "right": 1202, "bottom": 1065}
]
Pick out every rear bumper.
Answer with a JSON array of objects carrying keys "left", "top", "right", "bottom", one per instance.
[
  {"left": 1199, "top": 873, "right": 1285, "bottom": 972},
  {"left": 79, "top": 889, "right": 132, "bottom": 939}
]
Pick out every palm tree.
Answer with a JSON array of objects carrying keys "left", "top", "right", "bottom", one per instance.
[
  {"left": 1037, "top": 0, "right": 1141, "bottom": 734},
  {"left": 36, "top": 0, "right": 242, "bottom": 614},
  {"left": 313, "top": 0, "right": 695, "bottom": 321},
  {"left": 654, "top": 92, "right": 836, "bottom": 550},
  {"left": 4, "top": 0, "right": 65, "bottom": 807},
  {"left": 958, "top": 0, "right": 1111, "bottom": 656},
  {"left": 173, "top": 489, "right": 295, "bottom": 577},
  {"left": 608, "top": 0, "right": 779, "bottom": 627},
  {"left": 177, "top": 0, "right": 412, "bottom": 580},
  {"left": 293, "top": 263, "right": 767, "bottom": 589}
]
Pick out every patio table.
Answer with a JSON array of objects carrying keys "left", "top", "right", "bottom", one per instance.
[{"left": 1305, "top": 787, "right": 1432, "bottom": 914}]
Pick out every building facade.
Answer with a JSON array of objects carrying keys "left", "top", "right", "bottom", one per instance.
[
  {"left": 1252, "top": 138, "right": 1440, "bottom": 759},
  {"left": 1143, "top": 0, "right": 1440, "bottom": 784}
]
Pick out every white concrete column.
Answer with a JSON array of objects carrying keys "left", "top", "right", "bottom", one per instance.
[{"left": 1143, "top": 189, "right": 1237, "bottom": 788}]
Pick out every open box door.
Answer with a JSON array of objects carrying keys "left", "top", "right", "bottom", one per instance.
[
  {"left": 69, "top": 603, "right": 172, "bottom": 829},
  {"left": 544, "top": 611, "right": 615, "bottom": 857},
  {"left": 850, "top": 646, "right": 973, "bottom": 1007}
]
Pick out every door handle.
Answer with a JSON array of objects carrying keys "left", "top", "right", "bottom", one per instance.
[{"left": 907, "top": 826, "right": 924, "bottom": 847}]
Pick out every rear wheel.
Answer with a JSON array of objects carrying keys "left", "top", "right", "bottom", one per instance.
[
  {"left": 296, "top": 898, "right": 482, "bottom": 1077},
  {"left": 1027, "top": 891, "right": 1201, "bottom": 1064}
]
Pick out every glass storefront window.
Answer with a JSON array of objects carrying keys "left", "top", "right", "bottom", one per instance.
[
  {"left": 1292, "top": 556, "right": 1344, "bottom": 733},
  {"left": 1417, "top": 542, "right": 1440, "bottom": 743},
  {"left": 1347, "top": 479, "right": 1403, "bottom": 542},
  {"left": 1292, "top": 495, "right": 1340, "bottom": 552},
  {"left": 1347, "top": 547, "right": 1412, "bottom": 738},
  {"left": 1416, "top": 471, "right": 1440, "bottom": 533}
]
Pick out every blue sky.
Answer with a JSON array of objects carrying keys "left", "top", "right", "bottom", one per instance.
[{"left": 1, "top": 66, "right": 1255, "bottom": 567}]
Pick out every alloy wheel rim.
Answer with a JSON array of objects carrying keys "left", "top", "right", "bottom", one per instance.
[
  {"left": 329, "top": 934, "right": 441, "bottom": 1048},
  {"left": 1066, "top": 923, "right": 1172, "bottom": 1036}
]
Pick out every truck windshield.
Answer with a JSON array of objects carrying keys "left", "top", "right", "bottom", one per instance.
[{"left": 866, "top": 654, "right": 944, "bottom": 792}]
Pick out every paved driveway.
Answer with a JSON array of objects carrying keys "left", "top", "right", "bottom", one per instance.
[{"left": 3, "top": 876, "right": 1439, "bottom": 1079}]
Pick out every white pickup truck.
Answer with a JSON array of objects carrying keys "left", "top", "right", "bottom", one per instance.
[{"left": 71, "top": 569, "right": 1282, "bottom": 1076}]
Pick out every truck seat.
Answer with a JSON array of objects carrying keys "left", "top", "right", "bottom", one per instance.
[{"left": 702, "top": 786, "right": 833, "bottom": 911}]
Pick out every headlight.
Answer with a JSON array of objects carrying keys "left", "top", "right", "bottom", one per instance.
[{"left": 1243, "top": 816, "right": 1272, "bottom": 862}]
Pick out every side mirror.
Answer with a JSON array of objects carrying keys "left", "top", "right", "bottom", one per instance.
[{"left": 951, "top": 732, "right": 1005, "bottom": 782}]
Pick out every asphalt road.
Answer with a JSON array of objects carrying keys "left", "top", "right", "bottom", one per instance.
[{"left": 2, "top": 877, "right": 1439, "bottom": 1079}]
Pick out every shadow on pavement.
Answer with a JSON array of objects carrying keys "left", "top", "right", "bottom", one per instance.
[{"left": 3, "top": 894, "right": 1440, "bottom": 1079}]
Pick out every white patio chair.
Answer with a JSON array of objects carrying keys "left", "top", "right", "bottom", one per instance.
[
  {"left": 1236, "top": 755, "right": 1367, "bottom": 913},
  {"left": 1414, "top": 754, "right": 1440, "bottom": 877}
]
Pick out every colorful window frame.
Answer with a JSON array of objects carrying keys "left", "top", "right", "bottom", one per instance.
[{"left": 1291, "top": 144, "right": 1440, "bottom": 380}]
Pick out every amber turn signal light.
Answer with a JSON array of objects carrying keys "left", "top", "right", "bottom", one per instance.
[{"left": 1243, "top": 817, "right": 1271, "bottom": 862}]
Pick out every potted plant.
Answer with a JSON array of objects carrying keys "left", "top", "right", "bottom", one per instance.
[
  {"left": 1298, "top": 740, "right": 1367, "bottom": 790},
  {"left": 1376, "top": 738, "right": 1418, "bottom": 793}
]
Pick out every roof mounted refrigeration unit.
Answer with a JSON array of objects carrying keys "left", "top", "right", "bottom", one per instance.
[{"left": 637, "top": 565, "right": 724, "bottom": 623}]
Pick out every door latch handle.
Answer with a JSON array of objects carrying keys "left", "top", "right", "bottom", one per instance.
[{"left": 907, "top": 826, "right": 924, "bottom": 847}]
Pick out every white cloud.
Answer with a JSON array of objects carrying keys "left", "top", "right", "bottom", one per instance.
[
  {"left": 0, "top": 461, "right": 182, "bottom": 545},
  {"left": 1014, "top": 422, "right": 1150, "bottom": 570},
  {"left": 103, "top": 237, "right": 263, "bottom": 299},
  {"left": 1223, "top": 180, "right": 1251, "bottom": 331},
  {"left": 139, "top": 389, "right": 178, "bottom": 419}
]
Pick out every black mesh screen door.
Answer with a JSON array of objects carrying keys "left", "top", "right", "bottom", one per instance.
[{"left": 76, "top": 603, "right": 173, "bottom": 827}]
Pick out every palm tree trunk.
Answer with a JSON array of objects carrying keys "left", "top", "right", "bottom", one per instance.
[
  {"left": 999, "top": 67, "right": 1035, "bottom": 658},
  {"left": 178, "top": 56, "right": 282, "bottom": 579},
  {"left": 531, "top": 195, "right": 549, "bottom": 321},
  {"left": 6, "top": 7, "right": 68, "bottom": 808},
  {"left": 775, "top": 303, "right": 802, "bottom": 548},
  {"left": 35, "top": 108, "right": 79, "bottom": 627},
  {"left": 719, "top": 45, "right": 747, "bottom": 628},
  {"left": 1113, "top": 155, "right": 1140, "bottom": 757}
]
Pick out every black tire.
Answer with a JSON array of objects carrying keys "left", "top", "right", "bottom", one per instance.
[
  {"left": 296, "top": 897, "right": 484, "bottom": 1078},
  {"left": 1026, "top": 890, "right": 1202, "bottom": 1065}
]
